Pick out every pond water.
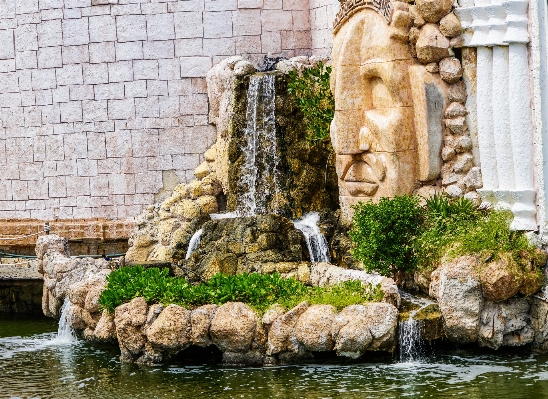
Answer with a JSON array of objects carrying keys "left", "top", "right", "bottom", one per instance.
[{"left": 2, "top": 314, "right": 548, "bottom": 399}]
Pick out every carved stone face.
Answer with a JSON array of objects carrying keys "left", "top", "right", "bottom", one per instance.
[{"left": 331, "top": 8, "right": 419, "bottom": 218}]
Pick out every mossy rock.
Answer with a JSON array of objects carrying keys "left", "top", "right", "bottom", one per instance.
[{"left": 399, "top": 303, "right": 444, "bottom": 341}]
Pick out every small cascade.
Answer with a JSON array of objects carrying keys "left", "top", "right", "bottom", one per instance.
[
  {"left": 237, "top": 74, "right": 281, "bottom": 216},
  {"left": 398, "top": 293, "right": 435, "bottom": 362},
  {"left": 293, "top": 212, "right": 330, "bottom": 263},
  {"left": 185, "top": 229, "right": 203, "bottom": 259},
  {"left": 56, "top": 297, "right": 76, "bottom": 343}
]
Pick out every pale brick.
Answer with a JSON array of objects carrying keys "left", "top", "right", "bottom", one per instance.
[
  {"left": 159, "top": 126, "right": 185, "bottom": 155},
  {"left": 52, "top": 86, "right": 69, "bottom": 102},
  {"left": 239, "top": 0, "right": 263, "bottom": 7},
  {"left": 15, "top": 24, "right": 38, "bottom": 52},
  {"left": 261, "top": 31, "right": 282, "bottom": 53},
  {"left": 203, "top": 38, "right": 235, "bottom": 56},
  {"left": 82, "top": 99, "right": 108, "bottom": 122},
  {"left": 11, "top": 180, "right": 29, "bottom": 201},
  {"left": 140, "top": 3, "right": 167, "bottom": 14},
  {"left": 135, "top": 172, "right": 162, "bottom": 194},
  {"left": 236, "top": 35, "right": 261, "bottom": 54},
  {"left": 35, "top": 89, "right": 52, "bottom": 106},
  {"left": 133, "top": 59, "right": 159, "bottom": 80},
  {"left": 131, "top": 130, "right": 159, "bottom": 157},
  {"left": 111, "top": 3, "right": 141, "bottom": 16},
  {"left": 293, "top": 10, "right": 311, "bottom": 30},
  {"left": 38, "top": 46, "right": 62, "bottom": 68},
  {"left": 174, "top": 12, "right": 204, "bottom": 39},
  {"left": 15, "top": 51, "right": 37, "bottom": 69},
  {"left": 203, "top": 11, "right": 232, "bottom": 38},
  {"left": 26, "top": 199, "right": 46, "bottom": 209},
  {"left": 65, "top": 0, "right": 91, "bottom": 8},
  {"left": 0, "top": 30, "right": 14, "bottom": 60},
  {"left": 158, "top": 58, "right": 180, "bottom": 80},
  {"left": 180, "top": 93, "right": 208, "bottom": 115},
  {"left": 53, "top": 122, "right": 74, "bottom": 135},
  {"left": 32, "top": 68, "right": 56, "bottom": 89},
  {"left": 143, "top": 40, "right": 174, "bottom": 59},
  {"left": 83, "top": 63, "right": 108, "bottom": 84},
  {"left": 135, "top": 96, "right": 159, "bottom": 118},
  {"left": 147, "top": 80, "right": 168, "bottom": 96},
  {"left": 117, "top": 15, "right": 147, "bottom": 42},
  {"left": 283, "top": 0, "right": 307, "bottom": 10},
  {"left": 0, "top": 72, "right": 18, "bottom": 93},
  {"left": 40, "top": 8, "right": 63, "bottom": 20},
  {"left": 107, "top": 98, "right": 135, "bottom": 119},
  {"left": 41, "top": 103, "right": 61, "bottom": 124},
  {"left": 98, "top": 157, "right": 121, "bottom": 173},
  {"left": 147, "top": 13, "right": 175, "bottom": 40},
  {"left": 108, "top": 61, "right": 133, "bottom": 82},
  {"left": 63, "top": 7, "right": 81, "bottom": 19},
  {"left": 121, "top": 156, "right": 148, "bottom": 173},
  {"left": 86, "top": 132, "right": 106, "bottom": 159},
  {"left": 20, "top": 163, "right": 42, "bottom": 180},
  {"left": 60, "top": 101, "right": 83, "bottom": 122},
  {"left": 168, "top": 79, "right": 192, "bottom": 96},
  {"left": 105, "top": 131, "right": 131, "bottom": 158},
  {"left": 39, "top": 0, "right": 64, "bottom": 10},
  {"left": 180, "top": 56, "right": 212, "bottom": 78},
  {"left": 62, "top": 45, "right": 90, "bottom": 64},
  {"left": 0, "top": 0, "right": 15, "bottom": 19},
  {"left": 172, "top": 154, "right": 200, "bottom": 170},
  {"left": 28, "top": 180, "right": 49, "bottom": 200},
  {"left": 261, "top": 10, "right": 293, "bottom": 31},
  {"left": 89, "top": 15, "right": 117, "bottom": 43},
  {"left": 66, "top": 175, "right": 90, "bottom": 196},
  {"left": 205, "top": 0, "right": 237, "bottom": 11},
  {"left": 168, "top": 0, "right": 204, "bottom": 12},
  {"left": 76, "top": 158, "right": 98, "bottom": 176},
  {"left": 233, "top": 9, "right": 261, "bottom": 35},
  {"left": 185, "top": 125, "right": 216, "bottom": 152},
  {"left": 37, "top": 19, "right": 62, "bottom": 47},
  {"left": 109, "top": 173, "right": 135, "bottom": 195},
  {"left": 115, "top": 41, "right": 143, "bottom": 61},
  {"left": 16, "top": 0, "right": 38, "bottom": 14},
  {"left": 175, "top": 38, "right": 203, "bottom": 57},
  {"left": 89, "top": 175, "right": 109, "bottom": 196},
  {"left": 0, "top": 180, "right": 12, "bottom": 201},
  {"left": 94, "top": 83, "right": 124, "bottom": 100},
  {"left": 124, "top": 80, "right": 147, "bottom": 98},
  {"left": 7, "top": 137, "right": 33, "bottom": 162},
  {"left": 0, "top": 92, "right": 21, "bottom": 107},
  {"left": 56, "top": 64, "right": 83, "bottom": 86},
  {"left": 63, "top": 18, "right": 89, "bottom": 46},
  {"left": 89, "top": 42, "right": 115, "bottom": 63},
  {"left": 2, "top": 107, "right": 23, "bottom": 127},
  {"left": 24, "top": 106, "right": 42, "bottom": 126},
  {"left": 70, "top": 84, "right": 94, "bottom": 101}
]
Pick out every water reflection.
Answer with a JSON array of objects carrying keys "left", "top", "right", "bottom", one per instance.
[{"left": 1, "top": 315, "right": 548, "bottom": 399}]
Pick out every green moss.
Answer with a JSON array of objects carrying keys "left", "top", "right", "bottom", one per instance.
[{"left": 98, "top": 266, "right": 384, "bottom": 315}]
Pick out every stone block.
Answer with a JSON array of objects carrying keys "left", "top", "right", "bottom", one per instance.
[
  {"left": 147, "top": 81, "right": 168, "bottom": 96},
  {"left": 16, "top": 0, "right": 38, "bottom": 15},
  {"left": 76, "top": 158, "right": 98, "bottom": 177},
  {"left": 133, "top": 59, "right": 158, "bottom": 80},
  {"left": 180, "top": 56, "right": 212, "bottom": 78},
  {"left": 24, "top": 106, "right": 42, "bottom": 126},
  {"left": 62, "top": 45, "right": 90, "bottom": 65},
  {"left": 132, "top": 130, "right": 159, "bottom": 157},
  {"left": 0, "top": 30, "right": 14, "bottom": 60},
  {"left": 36, "top": 19, "right": 62, "bottom": 48},
  {"left": 292, "top": 10, "right": 311, "bottom": 30},
  {"left": 158, "top": 58, "right": 180, "bottom": 80},
  {"left": 0, "top": 91, "right": 20, "bottom": 107},
  {"left": 60, "top": 101, "right": 83, "bottom": 123},
  {"left": 52, "top": 86, "right": 69, "bottom": 103},
  {"left": 82, "top": 63, "right": 107, "bottom": 85},
  {"left": 15, "top": 51, "right": 37, "bottom": 69},
  {"left": 175, "top": 38, "right": 204, "bottom": 57},
  {"left": 48, "top": 176, "right": 67, "bottom": 197},
  {"left": 261, "top": 31, "right": 282, "bottom": 53},
  {"left": 233, "top": 9, "right": 261, "bottom": 36},
  {"left": 125, "top": 80, "right": 147, "bottom": 98},
  {"left": 65, "top": 176, "right": 90, "bottom": 196},
  {"left": 83, "top": 99, "right": 108, "bottom": 122},
  {"left": 261, "top": 10, "right": 293, "bottom": 31},
  {"left": 86, "top": 132, "right": 106, "bottom": 160},
  {"left": 203, "top": 38, "right": 235, "bottom": 56},
  {"left": 159, "top": 96, "right": 180, "bottom": 117},
  {"left": 136, "top": 97, "right": 160, "bottom": 118},
  {"left": 143, "top": 40, "right": 174, "bottom": 60},
  {"left": 89, "top": 42, "right": 116, "bottom": 64},
  {"left": 89, "top": 175, "right": 109, "bottom": 197},
  {"left": 180, "top": 93, "right": 208, "bottom": 115},
  {"left": 107, "top": 98, "right": 135, "bottom": 119},
  {"left": 11, "top": 180, "right": 28, "bottom": 201},
  {"left": 62, "top": 18, "right": 89, "bottom": 46},
  {"left": 0, "top": 59, "right": 15, "bottom": 72},
  {"left": 174, "top": 12, "right": 204, "bottom": 39},
  {"left": 15, "top": 24, "right": 38, "bottom": 52},
  {"left": 89, "top": 15, "right": 117, "bottom": 43},
  {"left": 203, "top": 11, "right": 233, "bottom": 38},
  {"left": 63, "top": 132, "right": 87, "bottom": 159},
  {"left": 109, "top": 173, "right": 135, "bottom": 195},
  {"left": 239, "top": 0, "right": 263, "bottom": 7},
  {"left": 115, "top": 41, "right": 143, "bottom": 61},
  {"left": 236, "top": 36, "right": 261, "bottom": 54},
  {"left": 117, "top": 15, "right": 147, "bottom": 42},
  {"left": 56, "top": 64, "right": 84, "bottom": 87},
  {"left": 264, "top": 0, "right": 283, "bottom": 9},
  {"left": 147, "top": 13, "right": 175, "bottom": 41},
  {"left": 416, "top": 24, "right": 450, "bottom": 64},
  {"left": 108, "top": 61, "right": 133, "bottom": 82},
  {"left": 94, "top": 83, "right": 124, "bottom": 100},
  {"left": 37, "top": 46, "right": 61, "bottom": 70}
]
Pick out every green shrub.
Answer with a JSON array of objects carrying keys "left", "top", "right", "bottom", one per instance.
[
  {"left": 349, "top": 195, "right": 423, "bottom": 277},
  {"left": 287, "top": 61, "right": 334, "bottom": 143},
  {"left": 98, "top": 267, "right": 383, "bottom": 314}
]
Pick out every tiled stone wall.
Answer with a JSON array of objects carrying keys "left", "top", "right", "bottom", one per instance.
[
  {"left": 309, "top": 0, "right": 338, "bottom": 56},
  {"left": 0, "top": 0, "right": 319, "bottom": 223}
]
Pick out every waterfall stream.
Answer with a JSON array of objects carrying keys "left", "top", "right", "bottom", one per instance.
[
  {"left": 293, "top": 212, "right": 330, "bottom": 263},
  {"left": 237, "top": 74, "right": 281, "bottom": 216},
  {"left": 185, "top": 229, "right": 203, "bottom": 259},
  {"left": 399, "top": 293, "right": 435, "bottom": 362},
  {"left": 56, "top": 297, "right": 76, "bottom": 343}
]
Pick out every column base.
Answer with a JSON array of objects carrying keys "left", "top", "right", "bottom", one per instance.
[{"left": 478, "top": 189, "right": 537, "bottom": 231}]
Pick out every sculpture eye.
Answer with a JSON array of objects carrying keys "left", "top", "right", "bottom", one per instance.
[{"left": 370, "top": 78, "right": 393, "bottom": 109}]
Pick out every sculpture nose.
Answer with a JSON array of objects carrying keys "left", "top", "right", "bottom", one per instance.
[{"left": 359, "top": 126, "right": 373, "bottom": 151}]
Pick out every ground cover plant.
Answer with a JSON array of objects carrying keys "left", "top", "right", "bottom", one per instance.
[
  {"left": 98, "top": 266, "right": 384, "bottom": 314},
  {"left": 350, "top": 194, "right": 545, "bottom": 278},
  {"left": 287, "top": 61, "right": 334, "bottom": 143}
]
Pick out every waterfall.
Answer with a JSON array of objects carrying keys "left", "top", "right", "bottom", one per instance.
[
  {"left": 293, "top": 212, "right": 330, "bottom": 263},
  {"left": 398, "top": 293, "right": 435, "bottom": 362},
  {"left": 56, "top": 297, "right": 76, "bottom": 343},
  {"left": 237, "top": 74, "right": 281, "bottom": 216},
  {"left": 185, "top": 229, "right": 203, "bottom": 259}
]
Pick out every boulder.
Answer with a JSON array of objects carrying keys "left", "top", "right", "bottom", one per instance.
[
  {"left": 267, "top": 302, "right": 309, "bottom": 355},
  {"left": 210, "top": 302, "right": 257, "bottom": 352},
  {"left": 66, "top": 304, "right": 87, "bottom": 330},
  {"left": 415, "top": 0, "right": 453, "bottom": 23},
  {"left": 295, "top": 305, "right": 336, "bottom": 352},
  {"left": 430, "top": 256, "right": 484, "bottom": 343},
  {"left": 365, "top": 302, "right": 399, "bottom": 351},
  {"left": 439, "top": 57, "right": 463, "bottom": 83},
  {"left": 448, "top": 81, "right": 467, "bottom": 103},
  {"left": 190, "top": 304, "right": 217, "bottom": 347},
  {"left": 94, "top": 310, "right": 117, "bottom": 342},
  {"left": 84, "top": 279, "right": 106, "bottom": 313},
  {"left": 479, "top": 298, "right": 533, "bottom": 349},
  {"left": 480, "top": 255, "right": 522, "bottom": 302},
  {"left": 439, "top": 13, "right": 462, "bottom": 37},
  {"left": 146, "top": 304, "right": 192, "bottom": 352},
  {"left": 416, "top": 24, "right": 451, "bottom": 64},
  {"left": 114, "top": 297, "right": 148, "bottom": 357},
  {"left": 331, "top": 305, "right": 373, "bottom": 358},
  {"left": 262, "top": 304, "right": 285, "bottom": 327}
]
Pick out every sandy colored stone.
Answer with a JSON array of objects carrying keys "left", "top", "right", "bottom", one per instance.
[
  {"left": 295, "top": 305, "right": 336, "bottom": 352},
  {"left": 114, "top": 297, "right": 148, "bottom": 356},
  {"left": 170, "top": 199, "right": 201, "bottom": 219},
  {"left": 439, "top": 57, "right": 463, "bottom": 83},
  {"left": 124, "top": 245, "right": 152, "bottom": 263},
  {"left": 173, "top": 183, "right": 188, "bottom": 199},
  {"left": 416, "top": 24, "right": 451, "bottom": 64},
  {"left": 262, "top": 304, "right": 285, "bottom": 326},
  {"left": 425, "top": 62, "right": 439, "bottom": 73},
  {"left": 194, "top": 161, "right": 210, "bottom": 179},
  {"left": 190, "top": 304, "right": 217, "bottom": 347},
  {"left": 331, "top": 305, "right": 373, "bottom": 358},
  {"left": 84, "top": 281, "right": 106, "bottom": 314},
  {"left": 68, "top": 281, "right": 90, "bottom": 308},
  {"left": 442, "top": 146, "right": 456, "bottom": 161},
  {"left": 267, "top": 301, "right": 309, "bottom": 355},
  {"left": 196, "top": 195, "right": 218, "bottom": 214},
  {"left": 448, "top": 81, "right": 467, "bottom": 103},
  {"left": 210, "top": 302, "right": 257, "bottom": 352},
  {"left": 453, "top": 153, "right": 474, "bottom": 174},
  {"left": 146, "top": 245, "right": 173, "bottom": 262},
  {"left": 454, "top": 136, "right": 472, "bottom": 153},
  {"left": 439, "top": 13, "right": 462, "bottom": 38},
  {"left": 416, "top": 0, "right": 453, "bottom": 23},
  {"left": 444, "top": 116, "right": 466, "bottom": 135},
  {"left": 66, "top": 304, "right": 87, "bottom": 330},
  {"left": 409, "top": 5, "right": 426, "bottom": 27},
  {"left": 94, "top": 310, "right": 117, "bottom": 342},
  {"left": 146, "top": 304, "right": 191, "bottom": 351},
  {"left": 365, "top": 302, "right": 399, "bottom": 351},
  {"left": 187, "top": 180, "right": 203, "bottom": 199},
  {"left": 480, "top": 255, "right": 523, "bottom": 302}
]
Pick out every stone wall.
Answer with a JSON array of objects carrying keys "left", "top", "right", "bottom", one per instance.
[{"left": 0, "top": 0, "right": 338, "bottom": 228}]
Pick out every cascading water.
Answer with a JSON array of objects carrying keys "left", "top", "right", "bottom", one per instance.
[
  {"left": 399, "top": 293, "right": 435, "bottom": 362},
  {"left": 185, "top": 229, "right": 203, "bottom": 259},
  {"left": 56, "top": 297, "right": 76, "bottom": 343},
  {"left": 293, "top": 212, "right": 330, "bottom": 263},
  {"left": 237, "top": 74, "right": 281, "bottom": 216}
]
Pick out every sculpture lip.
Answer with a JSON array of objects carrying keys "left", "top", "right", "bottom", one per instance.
[
  {"left": 341, "top": 159, "right": 378, "bottom": 184},
  {"left": 345, "top": 181, "right": 379, "bottom": 196}
]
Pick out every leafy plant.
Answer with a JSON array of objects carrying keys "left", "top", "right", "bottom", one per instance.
[
  {"left": 287, "top": 61, "right": 335, "bottom": 143},
  {"left": 349, "top": 195, "right": 423, "bottom": 277},
  {"left": 99, "top": 267, "right": 383, "bottom": 314}
]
